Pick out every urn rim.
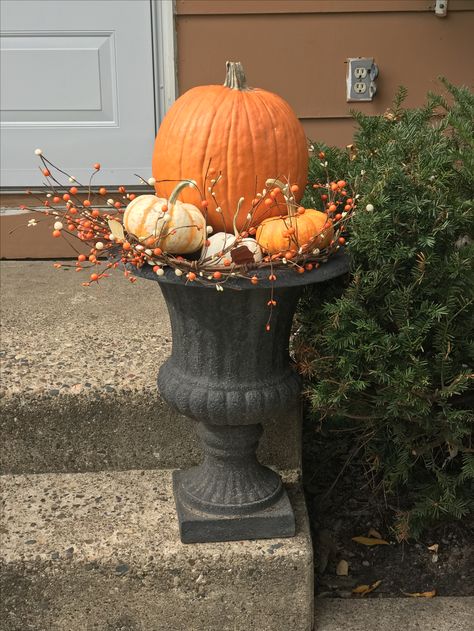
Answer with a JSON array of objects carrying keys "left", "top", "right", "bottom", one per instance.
[{"left": 135, "top": 249, "right": 349, "bottom": 289}]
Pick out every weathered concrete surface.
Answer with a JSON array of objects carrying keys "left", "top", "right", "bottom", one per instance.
[
  {"left": 0, "top": 469, "right": 313, "bottom": 631},
  {"left": 314, "top": 596, "right": 474, "bottom": 631},
  {"left": 0, "top": 261, "right": 301, "bottom": 475}
]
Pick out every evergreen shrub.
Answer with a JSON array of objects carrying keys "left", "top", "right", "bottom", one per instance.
[{"left": 299, "top": 81, "right": 474, "bottom": 538}]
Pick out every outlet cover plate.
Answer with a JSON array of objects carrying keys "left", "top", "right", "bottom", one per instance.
[{"left": 346, "top": 57, "right": 378, "bottom": 102}]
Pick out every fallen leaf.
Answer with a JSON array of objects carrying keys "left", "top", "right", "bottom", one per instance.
[
  {"left": 336, "top": 560, "right": 349, "bottom": 576},
  {"left": 368, "top": 528, "right": 383, "bottom": 539},
  {"left": 352, "top": 585, "right": 370, "bottom": 594},
  {"left": 230, "top": 245, "right": 255, "bottom": 265},
  {"left": 352, "top": 536, "right": 390, "bottom": 546},
  {"left": 108, "top": 219, "right": 125, "bottom": 241},
  {"left": 403, "top": 590, "right": 436, "bottom": 598},
  {"left": 427, "top": 543, "right": 439, "bottom": 563},
  {"left": 352, "top": 580, "right": 382, "bottom": 596}
]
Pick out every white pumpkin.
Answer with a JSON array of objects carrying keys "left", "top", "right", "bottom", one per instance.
[
  {"left": 202, "top": 232, "right": 262, "bottom": 266},
  {"left": 203, "top": 232, "right": 236, "bottom": 265},
  {"left": 123, "top": 181, "right": 205, "bottom": 254},
  {"left": 199, "top": 195, "right": 262, "bottom": 265}
]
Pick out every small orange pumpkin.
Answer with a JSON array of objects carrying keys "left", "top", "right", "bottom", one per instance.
[
  {"left": 123, "top": 181, "right": 205, "bottom": 253},
  {"left": 255, "top": 180, "right": 333, "bottom": 254},
  {"left": 152, "top": 61, "right": 308, "bottom": 232}
]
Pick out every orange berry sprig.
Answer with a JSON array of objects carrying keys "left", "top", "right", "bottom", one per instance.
[
  {"left": 26, "top": 151, "right": 353, "bottom": 294},
  {"left": 310, "top": 153, "right": 355, "bottom": 218},
  {"left": 35, "top": 149, "right": 135, "bottom": 215},
  {"left": 27, "top": 151, "right": 140, "bottom": 283},
  {"left": 307, "top": 155, "right": 356, "bottom": 252}
]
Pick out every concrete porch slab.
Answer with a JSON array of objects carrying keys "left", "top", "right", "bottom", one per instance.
[
  {"left": 0, "top": 261, "right": 302, "bottom": 475},
  {"left": 0, "top": 469, "right": 313, "bottom": 631},
  {"left": 315, "top": 596, "right": 474, "bottom": 631}
]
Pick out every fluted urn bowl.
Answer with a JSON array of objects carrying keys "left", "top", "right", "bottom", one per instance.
[{"left": 137, "top": 251, "right": 349, "bottom": 543}]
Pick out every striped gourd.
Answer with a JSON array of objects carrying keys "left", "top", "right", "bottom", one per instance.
[{"left": 123, "top": 181, "right": 206, "bottom": 254}]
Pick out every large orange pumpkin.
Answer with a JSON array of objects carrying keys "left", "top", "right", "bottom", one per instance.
[{"left": 152, "top": 61, "right": 308, "bottom": 232}]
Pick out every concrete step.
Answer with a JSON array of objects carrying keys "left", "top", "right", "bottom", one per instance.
[
  {"left": 2, "top": 468, "right": 471, "bottom": 631},
  {"left": 0, "top": 261, "right": 301, "bottom": 476},
  {"left": 1, "top": 469, "right": 313, "bottom": 631}
]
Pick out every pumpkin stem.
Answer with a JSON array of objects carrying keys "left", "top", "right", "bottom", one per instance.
[
  {"left": 168, "top": 179, "right": 199, "bottom": 207},
  {"left": 265, "top": 178, "right": 296, "bottom": 217},
  {"left": 233, "top": 197, "right": 246, "bottom": 237},
  {"left": 224, "top": 61, "right": 250, "bottom": 91}
]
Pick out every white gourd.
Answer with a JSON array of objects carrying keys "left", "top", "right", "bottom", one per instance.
[
  {"left": 123, "top": 180, "right": 205, "bottom": 254},
  {"left": 202, "top": 232, "right": 262, "bottom": 266},
  {"left": 200, "top": 196, "right": 262, "bottom": 266}
]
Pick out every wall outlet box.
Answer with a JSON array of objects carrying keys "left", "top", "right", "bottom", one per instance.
[{"left": 346, "top": 57, "right": 378, "bottom": 102}]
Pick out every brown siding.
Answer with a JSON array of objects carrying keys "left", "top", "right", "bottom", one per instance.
[
  {"left": 176, "top": 1, "right": 474, "bottom": 146},
  {"left": 0, "top": 210, "right": 90, "bottom": 260}
]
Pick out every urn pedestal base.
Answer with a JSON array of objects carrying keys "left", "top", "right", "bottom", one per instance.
[
  {"left": 172, "top": 422, "right": 296, "bottom": 543},
  {"left": 173, "top": 470, "right": 295, "bottom": 544}
]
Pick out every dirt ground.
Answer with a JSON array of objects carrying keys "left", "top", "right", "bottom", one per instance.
[{"left": 302, "top": 425, "right": 474, "bottom": 599}]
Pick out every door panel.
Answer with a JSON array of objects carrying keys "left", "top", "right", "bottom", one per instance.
[
  {"left": 1, "top": 0, "right": 157, "bottom": 186},
  {"left": 1, "top": 33, "right": 117, "bottom": 123}
]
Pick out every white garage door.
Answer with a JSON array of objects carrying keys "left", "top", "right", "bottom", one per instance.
[{"left": 0, "top": 0, "right": 175, "bottom": 187}]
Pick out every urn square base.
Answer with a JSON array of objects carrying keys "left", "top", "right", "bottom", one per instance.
[{"left": 173, "top": 470, "right": 296, "bottom": 544}]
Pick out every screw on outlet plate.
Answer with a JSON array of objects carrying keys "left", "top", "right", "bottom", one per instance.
[
  {"left": 346, "top": 57, "right": 378, "bottom": 102},
  {"left": 435, "top": 0, "right": 448, "bottom": 17}
]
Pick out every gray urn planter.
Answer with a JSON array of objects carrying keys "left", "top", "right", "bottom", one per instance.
[{"left": 138, "top": 251, "right": 349, "bottom": 543}]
